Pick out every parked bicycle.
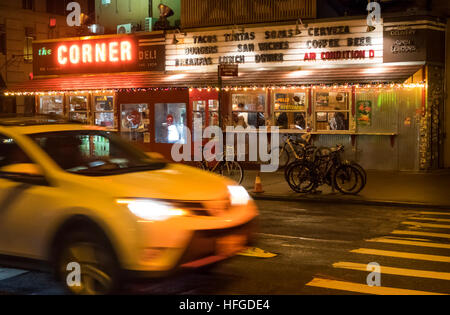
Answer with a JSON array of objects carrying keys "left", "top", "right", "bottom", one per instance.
[
  {"left": 281, "top": 134, "right": 322, "bottom": 182},
  {"left": 195, "top": 145, "right": 244, "bottom": 184},
  {"left": 286, "top": 144, "right": 366, "bottom": 195},
  {"left": 313, "top": 146, "right": 367, "bottom": 186},
  {"left": 271, "top": 133, "right": 317, "bottom": 169}
]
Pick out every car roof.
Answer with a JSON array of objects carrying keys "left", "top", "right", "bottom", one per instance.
[
  {"left": 0, "top": 114, "right": 82, "bottom": 127},
  {"left": 0, "top": 115, "right": 106, "bottom": 134}
]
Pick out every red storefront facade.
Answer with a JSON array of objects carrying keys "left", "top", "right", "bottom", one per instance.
[{"left": 4, "top": 16, "right": 446, "bottom": 170}]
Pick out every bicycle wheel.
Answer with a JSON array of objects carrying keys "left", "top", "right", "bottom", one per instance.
[
  {"left": 284, "top": 160, "right": 306, "bottom": 182},
  {"left": 286, "top": 161, "right": 317, "bottom": 193},
  {"left": 334, "top": 165, "right": 364, "bottom": 195},
  {"left": 268, "top": 146, "right": 290, "bottom": 169},
  {"left": 351, "top": 162, "right": 367, "bottom": 186},
  {"left": 283, "top": 146, "right": 316, "bottom": 181},
  {"left": 219, "top": 161, "right": 244, "bottom": 185},
  {"left": 284, "top": 161, "right": 296, "bottom": 182}
]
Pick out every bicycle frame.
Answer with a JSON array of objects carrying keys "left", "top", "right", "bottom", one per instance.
[
  {"left": 286, "top": 138, "right": 302, "bottom": 160},
  {"left": 313, "top": 147, "right": 344, "bottom": 188},
  {"left": 282, "top": 135, "right": 311, "bottom": 160}
]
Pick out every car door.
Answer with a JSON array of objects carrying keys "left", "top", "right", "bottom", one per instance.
[{"left": 0, "top": 132, "right": 60, "bottom": 260}]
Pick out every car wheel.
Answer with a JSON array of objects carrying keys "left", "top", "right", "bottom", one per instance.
[{"left": 55, "top": 230, "right": 120, "bottom": 295}]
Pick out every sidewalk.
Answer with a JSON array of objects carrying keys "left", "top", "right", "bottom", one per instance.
[{"left": 242, "top": 169, "right": 450, "bottom": 209}]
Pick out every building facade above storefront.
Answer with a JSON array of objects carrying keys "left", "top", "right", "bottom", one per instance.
[{"left": 3, "top": 15, "right": 447, "bottom": 171}]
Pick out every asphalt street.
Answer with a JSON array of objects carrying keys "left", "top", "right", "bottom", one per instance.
[{"left": 0, "top": 200, "right": 449, "bottom": 295}]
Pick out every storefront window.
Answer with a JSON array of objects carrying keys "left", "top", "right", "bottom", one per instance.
[
  {"left": 231, "top": 93, "right": 266, "bottom": 128},
  {"left": 69, "top": 95, "right": 89, "bottom": 123},
  {"left": 120, "top": 104, "right": 150, "bottom": 142},
  {"left": 193, "top": 100, "right": 206, "bottom": 142},
  {"left": 209, "top": 100, "right": 219, "bottom": 127},
  {"left": 94, "top": 95, "right": 116, "bottom": 129},
  {"left": 39, "top": 96, "right": 64, "bottom": 115},
  {"left": 273, "top": 91, "right": 307, "bottom": 130},
  {"left": 314, "top": 91, "right": 350, "bottom": 131},
  {"left": 155, "top": 103, "right": 187, "bottom": 144}
]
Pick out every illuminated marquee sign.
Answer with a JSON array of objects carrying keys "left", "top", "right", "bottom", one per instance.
[
  {"left": 33, "top": 33, "right": 165, "bottom": 76},
  {"left": 166, "top": 19, "right": 383, "bottom": 72},
  {"left": 56, "top": 40, "right": 133, "bottom": 65}
]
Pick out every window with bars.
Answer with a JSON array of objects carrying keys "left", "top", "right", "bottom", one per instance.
[
  {"left": 46, "top": 0, "right": 69, "bottom": 15},
  {"left": 24, "top": 36, "right": 33, "bottom": 63},
  {"left": 22, "top": 0, "right": 35, "bottom": 10}
]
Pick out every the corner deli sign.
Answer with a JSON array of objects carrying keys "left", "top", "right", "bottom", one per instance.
[
  {"left": 33, "top": 33, "right": 165, "bottom": 76},
  {"left": 166, "top": 19, "right": 383, "bottom": 72}
]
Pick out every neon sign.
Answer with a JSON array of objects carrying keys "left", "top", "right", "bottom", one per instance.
[
  {"left": 38, "top": 47, "right": 52, "bottom": 56},
  {"left": 57, "top": 40, "right": 133, "bottom": 65},
  {"left": 33, "top": 33, "right": 165, "bottom": 76}
]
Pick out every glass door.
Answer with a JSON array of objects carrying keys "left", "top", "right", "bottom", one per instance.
[
  {"left": 193, "top": 100, "right": 206, "bottom": 141},
  {"left": 208, "top": 99, "right": 220, "bottom": 127},
  {"left": 155, "top": 103, "right": 187, "bottom": 144}
]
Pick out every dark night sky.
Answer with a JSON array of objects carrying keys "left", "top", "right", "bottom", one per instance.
[{"left": 317, "top": 0, "right": 448, "bottom": 18}]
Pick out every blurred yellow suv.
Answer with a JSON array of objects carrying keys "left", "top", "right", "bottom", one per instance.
[{"left": 0, "top": 116, "right": 258, "bottom": 294}]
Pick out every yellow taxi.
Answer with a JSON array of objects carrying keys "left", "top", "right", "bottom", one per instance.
[{"left": 0, "top": 115, "right": 258, "bottom": 295}]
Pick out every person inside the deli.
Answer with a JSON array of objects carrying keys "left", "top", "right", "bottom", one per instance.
[{"left": 166, "top": 114, "right": 181, "bottom": 143}]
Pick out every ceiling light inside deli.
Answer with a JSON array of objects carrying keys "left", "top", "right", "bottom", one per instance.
[{"left": 57, "top": 40, "right": 133, "bottom": 65}]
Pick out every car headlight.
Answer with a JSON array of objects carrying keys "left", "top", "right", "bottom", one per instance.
[
  {"left": 116, "top": 199, "right": 187, "bottom": 222},
  {"left": 227, "top": 185, "right": 251, "bottom": 206}
]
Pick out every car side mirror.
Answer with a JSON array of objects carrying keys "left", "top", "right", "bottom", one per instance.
[
  {"left": 146, "top": 152, "right": 166, "bottom": 161},
  {"left": 0, "top": 163, "right": 49, "bottom": 186},
  {"left": 0, "top": 163, "right": 44, "bottom": 176}
]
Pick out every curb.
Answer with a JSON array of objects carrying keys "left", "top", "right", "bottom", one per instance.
[{"left": 249, "top": 193, "right": 450, "bottom": 210}]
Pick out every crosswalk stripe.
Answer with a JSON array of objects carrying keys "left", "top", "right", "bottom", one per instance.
[
  {"left": 418, "top": 212, "right": 450, "bottom": 216},
  {"left": 305, "top": 278, "right": 446, "bottom": 295},
  {"left": 333, "top": 262, "right": 450, "bottom": 281},
  {"left": 367, "top": 237, "right": 450, "bottom": 249},
  {"left": 409, "top": 217, "right": 450, "bottom": 223},
  {"left": 392, "top": 230, "right": 450, "bottom": 239},
  {"left": 351, "top": 248, "right": 450, "bottom": 263},
  {"left": 402, "top": 221, "right": 450, "bottom": 229},
  {"left": 0, "top": 268, "right": 28, "bottom": 281}
]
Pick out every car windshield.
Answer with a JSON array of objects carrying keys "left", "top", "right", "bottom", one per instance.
[{"left": 30, "top": 131, "right": 166, "bottom": 176}]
